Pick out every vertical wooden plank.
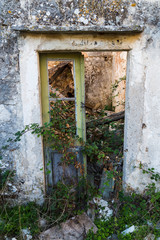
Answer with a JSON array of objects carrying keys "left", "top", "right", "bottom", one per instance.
[
  {"left": 44, "top": 147, "right": 53, "bottom": 192},
  {"left": 40, "top": 54, "right": 52, "bottom": 191},
  {"left": 80, "top": 54, "right": 87, "bottom": 178},
  {"left": 74, "top": 53, "right": 83, "bottom": 139},
  {"left": 39, "top": 53, "right": 50, "bottom": 123},
  {"left": 80, "top": 54, "right": 86, "bottom": 142}
]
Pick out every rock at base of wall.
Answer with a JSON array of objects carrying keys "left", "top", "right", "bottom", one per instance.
[
  {"left": 93, "top": 197, "right": 113, "bottom": 221},
  {"left": 39, "top": 212, "right": 97, "bottom": 240},
  {"left": 144, "top": 233, "right": 155, "bottom": 240}
]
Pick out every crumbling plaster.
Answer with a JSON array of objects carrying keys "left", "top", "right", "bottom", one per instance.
[{"left": 0, "top": 0, "right": 160, "bottom": 201}]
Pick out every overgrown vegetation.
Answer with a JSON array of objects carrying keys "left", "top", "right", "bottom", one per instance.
[
  {"left": 0, "top": 202, "right": 39, "bottom": 237},
  {"left": 0, "top": 179, "right": 96, "bottom": 238},
  {"left": 86, "top": 167, "right": 160, "bottom": 239},
  {"left": 1, "top": 164, "right": 160, "bottom": 239},
  {"left": 1, "top": 82, "right": 160, "bottom": 239},
  {"left": 0, "top": 96, "right": 124, "bottom": 239}
]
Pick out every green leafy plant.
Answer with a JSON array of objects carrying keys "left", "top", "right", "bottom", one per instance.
[
  {"left": 0, "top": 90, "right": 125, "bottom": 238},
  {"left": 86, "top": 167, "right": 160, "bottom": 240},
  {"left": 0, "top": 202, "right": 40, "bottom": 237}
]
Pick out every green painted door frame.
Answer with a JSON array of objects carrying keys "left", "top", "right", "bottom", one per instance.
[{"left": 39, "top": 52, "right": 87, "bottom": 177}]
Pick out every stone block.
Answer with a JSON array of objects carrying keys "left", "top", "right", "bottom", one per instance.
[
  {"left": 39, "top": 212, "right": 97, "bottom": 240},
  {"left": 93, "top": 197, "right": 113, "bottom": 220},
  {"left": 99, "top": 169, "right": 114, "bottom": 200}
]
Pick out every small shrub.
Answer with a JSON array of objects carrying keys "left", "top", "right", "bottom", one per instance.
[{"left": 0, "top": 202, "right": 39, "bottom": 238}]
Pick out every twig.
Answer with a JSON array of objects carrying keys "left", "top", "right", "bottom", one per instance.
[
  {"left": 19, "top": 205, "right": 22, "bottom": 240},
  {"left": 46, "top": 200, "right": 68, "bottom": 229}
]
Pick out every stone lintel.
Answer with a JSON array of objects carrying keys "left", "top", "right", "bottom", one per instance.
[{"left": 12, "top": 25, "right": 144, "bottom": 34}]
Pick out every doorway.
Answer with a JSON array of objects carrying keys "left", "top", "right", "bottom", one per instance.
[{"left": 40, "top": 51, "right": 127, "bottom": 197}]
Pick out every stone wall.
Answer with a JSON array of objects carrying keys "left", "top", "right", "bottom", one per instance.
[
  {"left": 0, "top": 0, "right": 160, "bottom": 201},
  {"left": 84, "top": 52, "right": 113, "bottom": 110},
  {"left": 84, "top": 51, "right": 127, "bottom": 113},
  {"left": 112, "top": 51, "right": 127, "bottom": 113}
]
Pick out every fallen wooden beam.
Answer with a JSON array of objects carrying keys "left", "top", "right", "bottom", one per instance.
[{"left": 86, "top": 111, "right": 125, "bottom": 128}]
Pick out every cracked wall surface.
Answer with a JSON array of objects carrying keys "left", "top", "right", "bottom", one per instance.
[{"left": 0, "top": 0, "right": 160, "bottom": 201}]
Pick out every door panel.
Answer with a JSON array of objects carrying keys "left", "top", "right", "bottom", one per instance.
[{"left": 39, "top": 53, "right": 86, "bottom": 191}]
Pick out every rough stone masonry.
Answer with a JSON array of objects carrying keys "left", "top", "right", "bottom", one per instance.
[{"left": 0, "top": 0, "right": 160, "bottom": 202}]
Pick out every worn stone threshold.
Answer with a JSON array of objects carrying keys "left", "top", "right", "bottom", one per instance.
[{"left": 12, "top": 25, "right": 144, "bottom": 34}]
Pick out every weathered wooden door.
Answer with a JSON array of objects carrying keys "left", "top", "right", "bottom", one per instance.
[{"left": 39, "top": 53, "right": 86, "bottom": 192}]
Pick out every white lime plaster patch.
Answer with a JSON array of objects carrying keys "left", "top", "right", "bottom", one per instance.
[
  {"left": 20, "top": 0, "right": 26, "bottom": 9},
  {"left": 74, "top": 9, "right": 79, "bottom": 15},
  {"left": 79, "top": 17, "right": 88, "bottom": 25},
  {"left": 98, "top": 17, "right": 105, "bottom": 25},
  {"left": 0, "top": 105, "right": 11, "bottom": 122},
  {"left": 46, "top": 11, "right": 50, "bottom": 16}
]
